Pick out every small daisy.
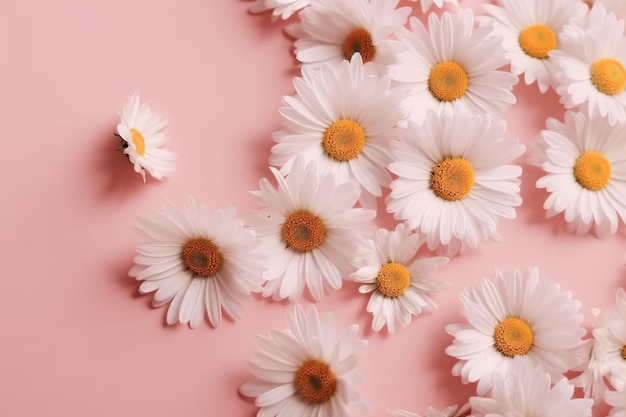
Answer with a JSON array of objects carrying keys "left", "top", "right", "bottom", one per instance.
[
  {"left": 481, "top": 0, "right": 587, "bottom": 93},
  {"left": 285, "top": 0, "right": 411, "bottom": 75},
  {"left": 350, "top": 223, "right": 449, "bottom": 334},
  {"left": 388, "top": 8, "right": 517, "bottom": 124},
  {"left": 386, "top": 110, "right": 525, "bottom": 257},
  {"left": 406, "top": 0, "right": 459, "bottom": 14},
  {"left": 240, "top": 304, "right": 368, "bottom": 417},
  {"left": 249, "top": 0, "right": 310, "bottom": 21},
  {"left": 551, "top": 2, "right": 626, "bottom": 126},
  {"left": 606, "top": 388, "right": 626, "bottom": 417},
  {"left": 531, "top": 110, "right": 626, "bottom": 237},
  {"left": 116, "top": 91, "right": 176, "bottom": 181},
  {"left": 445, "top": 267, "right": 588, "bottom": 395},
  {"left": 128, "top": 197, "right": 266, "bottom": 328},
  {"left": 388, "top": 404, "right": 470, "bottom": 417},
  {"left": 249, "top": 157, "right": 375, "bottom": 302},
  {"left": 270, "top": 54, "right": 403, "bottom": 206},
  {"left": 470, "top": 358, "right": 593, "bottom": 417}
]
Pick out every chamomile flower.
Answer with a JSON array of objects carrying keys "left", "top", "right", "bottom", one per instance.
[
  {"left": 388, "top": 9, "right": 517, "bottom": 124},
  {"left": 445, "top": 267, "right": 588, "bottom": 395},
  {"left": 249, "top": 0, "right": 310, "bottom": 21},
  {"left": 406, "top": 0, "right": 459, "bottom": 14},
  {"left": 386, "top": 110, "right": 525, "bottom": 257},
  {"left": 388, "top": 404, "right": 470, "bottom": 417},
  {"left": 128, "top": 197, "right": 266, "bottom": 328},
  {"left": 240, "top": 304, "right": 368, "bottom": 417},
  {"left": 350, "top": 224, "right": 449, "bottom": 334},
  {"left": 249, "top": 157, "right": 375, "bottom": 302},
  {"left": 551, "top": 2, "right": 626, "bottom": 125},
  {"left": 116, "top": 91, "right": 175, "bottom": 181},
  {"left": 270, "top": 54, "right": 403, "bottom": 206},
  {"left": 481, "top": 0, "right": 587, "bottom": 93},
  {"left": 286, "top": 0, "right": 410, "bottom": 75},
  {"left": 531, "top": 110, "right": 626, "bottom": 237},
  {"left": 469, "top": 358, "right": 593, "bottom": 417}
]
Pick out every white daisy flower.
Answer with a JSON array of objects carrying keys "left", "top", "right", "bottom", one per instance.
[
  {"left": 606, "top": 388, "right": 626, "bottom": 417},
  {"left": 388, "top": 403, "right": 470, "bottom": 417},
  {"left": 270, "top": 54, "right": 403, "bottom": 207},
  {"left": 551, "top": 2, "right": 626, "bottom": 126},
  {"left": 249, "top": 0, "right": 310, "bottom": 21},
  {"left": 350, "top": 223, "right": 449, "bottom": 334},
  {"left": 285, "top": 0, "right": 411, "bottom": 75},
  {"left": 240, "top": 304, "right": 368, "bottom": 417},
  {"left": 128, "top": 197, "right": 266, "bottom": 328},
  {"left": 530, "top": 110, "right": 626, "bottom": 237},
  {"left": 470, "top": 358, "right": 593, "bottom": 417},
  {"left": 405, "top": 0, "right": 459, "bottom": 14},
  {"left": 249, "top": 157, "right": 375, "bottom": 302},
  {"left": 388, "top": 8, "right": 517, "bottom": 125},
  {"left": 116, "top": 91, "right": 176, "bottom": 182},
  {"left": 386, "top": 110, "right": 525, "bottom": 257},
  {"left": 445, "top": 267, "right": 588, "bottom": 395},
  {"left": 480, "top": 0, "right": 587, "bottom": 93}
]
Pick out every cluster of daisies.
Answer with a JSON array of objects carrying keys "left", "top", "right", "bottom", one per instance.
[{"left": 116, "top": 0, "right": 626, "bottom": 415}]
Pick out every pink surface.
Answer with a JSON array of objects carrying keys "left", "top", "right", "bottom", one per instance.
[{"left": 0, "top": 0, "right": 624, "bottom": 416}]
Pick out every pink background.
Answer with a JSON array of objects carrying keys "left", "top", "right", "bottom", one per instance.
[{"left": 1, "top": 0, "right": 624, "bottom": 416}]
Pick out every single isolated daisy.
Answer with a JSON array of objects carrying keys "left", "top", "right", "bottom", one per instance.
[
  {"left": 128, "top": 196, "right": 266, "bottom": 328},
  {"left": 249, "top": 0, "right": 310, "bottom": 21},
  {"left": 285, "top": 0, "right": 411, "bottom": 75},
  {"left": 116, "top": 91, "right": 175, "bottom": 181},
  {"left": 350, "top": 223, "right": 449, "bottom": 334},
  {"left": 445, "top": 267, "right": 588, "bottom": 395},
  {"left": 388, "top": 8, "right": 517, "bottom": 124},
  {"left": 530, "top": 110, "right": 626, "bottom": 237},
  {"left": 480, "top": 0, "right": 587, "bottom": 93},
  {"left": 248, "top": 157, "right": 375, "bottom": 302},
  {"left": 270, "top": 54, "right": 403, "bottom": 207},
  {"left": 469, "top": 358, "right": 593, "bottom": 417},
  {"left": 406, "top": 0, "right": 460, "bottom": 14},
  {"left": 388, "top": 403, "right": 470, "bottom": 417},
  {"left": 551, "top": 2, "right": 626, "bottom": 126},
  {"left": 386, "top": 110, "right": 525, "bottom": 257},
  {"left": 240, "top": 304, "right": 368, "bottom": 417}
]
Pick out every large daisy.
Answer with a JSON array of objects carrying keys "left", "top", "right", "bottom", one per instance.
[
  {"left": 249, "top": 0, "right": 310, "bottom": 21},
  {"left": 530, "top": 110, "right": 626, "bottom": 237},
  {"left": 445, "top": 267, "right": 588, "bottom": 395},
  {"left": 270, "top": 54, "right": 403, "bottom": 207},
  {"left": 128, "top": 197, "right": 266, "bottom": 328},
  {"left": 350, "top": 223, "right": 449, "bottom": 334},
  {"left": 249, "top": 157, "right": 375, "bottom": 302},
  {"left": 481, "top": 0, "right": 587, "bottom": 93},
  {"left": 470, "top": 358, "right": 593, "bottom": 417},
  {"left": 386, "top": 110, "right": 525, "bottom": 257},
  {"left": 406, "top": 0, "right": 459, "bottom": 14},
  {"left": 285, "top": 0, "right": 410, "bottom": 75},
  {"left": 116, "top": 91, "right": 176, "bottom": 181},
  {"left": 551, "top": 2, "right": 626, "bottom": 126},
  {"left": 388, "top": 9, "right": 517, "bottom": 124},
  {"left": 240, "top": 304, "right": 368, "bottom": 417}
]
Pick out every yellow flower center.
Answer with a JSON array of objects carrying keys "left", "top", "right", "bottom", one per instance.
[
  {"left": 343, "top": 28, "right": 375, "bottom": 63},
  {"left": 493, "top": 317, "right": 534, "bottom": 357},
  {"left": 518, "top": 24, "right": 557, "bottom": 59},
  {"left": 591, "top": 58, "right": 626, "bottom": 95},
  {"left": 430, "top": 157, "right": 475, "bottom": 201},
  {"left": 181, "top": 237, "right": 224, "bottom": 277},
  {"left": 574, "top": 151, "right": 611, "bottom": 191},
  {"left": 322, "top": 119, "right": 366, "bottom": 161},
  {"left": 130, "top": 128, "right": 146, "bottom": 156},
  {"left": 376, "top": 262, "right": 411, "bottom": 298},
  {"left": 282, "top": 210, "right": 326, "bottom": 252},
  {"left": 295, "top": 359, "right": 337, "bottom": 403},
  {"left": 428, "top": 61, "right": 469, "bottom": 102}
]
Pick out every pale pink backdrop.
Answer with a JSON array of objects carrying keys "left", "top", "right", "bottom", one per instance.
[{"left": 0, "top": 0, "right": 624, "bottom": 416}]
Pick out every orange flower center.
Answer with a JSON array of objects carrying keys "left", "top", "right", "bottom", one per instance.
[
  {"left": 181, "top": 237, "right": 224, "bottom": 277},
  {"left": 376, "top": 262, "right": 411, "bottom": 298},
  {"left": 282, "top": 210, "right": 326, "bottom": 252},
  {"left": 322, "top": 119, "right": 366, "bottom": 161},
  {"left": 295, "top": 359, "right": 337, "bottom": 403},
  {"left": 130, "top": 128, "right": 146, "bottom": 156},
  {"left": 519, "top": 24, "right": 557, "bottom": 59},
  {"left": 343, "top": 28, "right": 375, "bottom": 63},
  {"left": 428, "top": 61, "right": 469, "bottom": 102},
  {"left": 430, "top": 157, "right": 475, "bottom": 201},
  {"left": 591, "top": 58, "right": 626, "bottom": 95},
  {"left": 574, "top": 151, "right": 611, "bottom": 191},
  {"left": 493, "top": 317, "right": 534, "bottom": 357}
]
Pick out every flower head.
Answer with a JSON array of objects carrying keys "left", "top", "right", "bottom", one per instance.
[
  {"left": 128, "top": 197, "right": 266, "bottom": 328},
  {"left": 116, "top": 91, "right": 175, "bottom": 181},
  {"left": 240, "top": 304, "right": 368, "bottom": 417}
]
